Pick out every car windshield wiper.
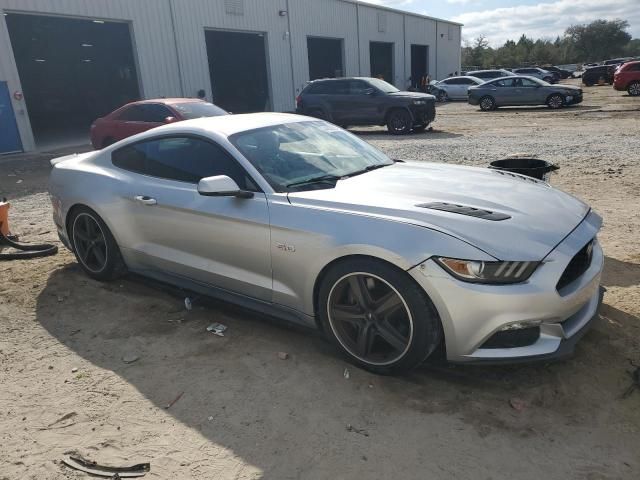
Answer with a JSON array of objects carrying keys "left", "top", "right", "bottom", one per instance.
[
  {"left": 343, "top": 162, "right": 394, "bottom": 178},
  {"left": 286, "top": 174, "right": 342, "bottom": 189}
]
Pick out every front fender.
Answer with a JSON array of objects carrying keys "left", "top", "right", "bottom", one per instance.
[{"left": 268, "top": 196, "right": 493, "bottom": 316}]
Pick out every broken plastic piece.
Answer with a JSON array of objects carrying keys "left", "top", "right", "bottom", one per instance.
[
  {"left": 62, "top": 455, "right": 150, "bottom": 478},
  {"left": 206, "top": 323, "right": 227, "bottom": 337}
]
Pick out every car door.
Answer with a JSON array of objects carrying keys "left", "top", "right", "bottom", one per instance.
[
  {"left": 114, "top": 104, "right": 172, "bottom": 141},
  {"left": 325, "top": 80, "right": 352, "bottom": 124},
  {"left": 490, "top": 78, "right": 518, "bottom": 105},
  {"left": 110, "top": 135, "right": 273, "bottom": 301},
  {"left": 518, "top": 77, "right": 546, "bottom": 104},
  {"left": 341, "top": 80, "right": 381, "bottom": 124},
  {"left": 455, "top": 78, "right": 476, "bottom": 99}
]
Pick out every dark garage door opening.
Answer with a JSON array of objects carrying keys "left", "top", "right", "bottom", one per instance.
[
  {"left": 307, "top": 37, "right": 344, "bottom": 80},
  {"left": 370, "top": 42, "right": 394, "bottom": 84},
  {"left": 205, "top": 30, "right": 270, "bottom": 113},
  {"left": 411, "top": 44, "right": 429, "bottom": 90},
  {"left": 5, "top": 13, "right": 140, "bottom": 149}
]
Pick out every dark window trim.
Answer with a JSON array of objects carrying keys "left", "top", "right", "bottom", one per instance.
[{"left": 110, "top": 133, "right": 264, "bottom": 192}]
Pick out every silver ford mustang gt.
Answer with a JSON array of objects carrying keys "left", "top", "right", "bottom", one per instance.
[{"left": 49, "top": 113, "right": 604, "bottom": 374}]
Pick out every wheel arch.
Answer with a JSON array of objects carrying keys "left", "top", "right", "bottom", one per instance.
[
  {"left": 384, "top": 106, "right": 414, "bottom": 124},
  {"left": 65, "top": 203, "right": 122, "bottom": 253}
]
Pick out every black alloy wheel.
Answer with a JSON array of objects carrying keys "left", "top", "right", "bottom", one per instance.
[
  {"left": 547, "top": 94, "right": 564, "bottom": 109},
  {"left": 386, "top": 109, "right": 412, "bottom": 135},
  {"left": 73, "top": 212, "right": 108, "bottom": 274},
  {"left": 328, "top": 273, "right": 413, "bottom": 366},
  {"left": 479, "top": 96, "right": 495, "bottom": 111},
  {"left": 70, "top": 207, "right": 126, "bottom": 281}
]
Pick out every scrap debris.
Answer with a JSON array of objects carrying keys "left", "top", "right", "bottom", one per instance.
[
  {"left": 277, "top": 352, "right": 289, "bottom": 360},
  {"left": 206, "top": 323, "right": 227, "bottom": 337},
  {"left": 62, "top": 455, "right": 150, "bottom": 478},
  {"left": 164, "top": 392, "right": 184, "bottom": 410},
  {"left": 621, "top": 367, "right": 640, "bottom": 399},
  {"left": 346, "top": 424, "right": 369, "bottom": 437}
]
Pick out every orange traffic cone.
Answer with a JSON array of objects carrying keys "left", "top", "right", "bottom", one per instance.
[{"left": 0, "top": 199, "right": 10, "bottom": 237}]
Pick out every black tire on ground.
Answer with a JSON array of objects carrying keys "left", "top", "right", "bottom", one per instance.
[
  {"left": 436, "top": 90, "right": 448, "bottom": 102},
  {"left": 628, "top": 81, "right": 640, "bottom": 97},
  {"left": 69, "top": 206, "right": 127, "bottom": 281},
  {"left": 547, "top": 94, "right": 564, "bottom": 109},
  {"left": 479, "top": 95, "right": 496, "bottom": 111},
  {"left": 318, "top": 257, "right": 443, "bottom": 375},
  {"left": 412, "top": 123, "right": 429, "bottom": 133},
  {"left": 386, "top": 109, "right": 412, "bottom": 135},
  {"left": 102, "top": 137, "right": 115, "bottom": 149}
]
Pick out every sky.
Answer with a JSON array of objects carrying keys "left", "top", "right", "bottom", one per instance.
[{"left": 361, "top": 0, "right": 640, "bottom": 46}]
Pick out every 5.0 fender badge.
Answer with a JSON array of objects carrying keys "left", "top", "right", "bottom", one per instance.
[{"left": 276, "top": 243, "right": 296, "bottom": 253}]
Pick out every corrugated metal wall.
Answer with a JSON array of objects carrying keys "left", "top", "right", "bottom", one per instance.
[
  {"left": 169, "top": 0, "right": 294, "bottom": 113},
  {"left": 288, "top": 0, "right": 359, "bottom": 96},
  {"left": 0, "top": 0, "right": 461, "bottom": 152},
  {"left": 0, "top": 0, "right": 182, "bottom": 152}
]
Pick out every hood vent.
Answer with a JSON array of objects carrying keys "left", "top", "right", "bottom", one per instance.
[
  {"left": 491, "top": 169, "right": 549, "bottom": 185},
  {"left": 417, "top": 202, "right": 511, "bottom": 221}
]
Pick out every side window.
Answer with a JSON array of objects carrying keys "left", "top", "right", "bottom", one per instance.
[
  {"left": 117, "top": 105, "right": 146, "bottom": 121},
  {"left": 117, "top": 104, "right": 172, "bottom": 123},
  {"left": 349, "top": 80, "right": 371, "bottom": 94},
  {"left": 493, "top": 79, "right": 514, "bottom": 88},
  {"left": 140, "top": 104, "right": 173, "bottom": 123},
  {"left": 630, "top": 64, "right": 640, "bottom": 71},
  {"left": 326, "top": 80, "right": 349, "bottom": 95},
  {"left": 520, "top": 78, "right": 538, "bottom": 87},
  {"left": 112, "top": 136, "right": 257, "bottom": 190},
  {"left": 459, "top": 78, "right": 474, "bottom": 85},
  {"left": 308, "top": 82, "right": 329, "bottom": 94}
]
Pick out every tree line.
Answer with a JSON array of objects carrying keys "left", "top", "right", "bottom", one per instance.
[{"left": 462, "top": 19, "right": 640, "bottom": 69}]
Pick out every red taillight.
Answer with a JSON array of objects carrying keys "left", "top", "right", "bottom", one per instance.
[{"left": 296, "top": 95, "right": 301, "bottom": 105}]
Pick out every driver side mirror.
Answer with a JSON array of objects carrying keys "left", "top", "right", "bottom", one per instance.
[
  {"left": 164, "top": 116, "right": 178, "bottom": 124},
  {"left": 197, "top": 175, "right": 254, "bottom": 199},
  {"left": 364, "top": 88, "right": 376, "bottom": 96}
]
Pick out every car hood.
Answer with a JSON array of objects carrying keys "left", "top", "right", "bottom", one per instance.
[
  {"left": 287, "top": 162, "right": 591, "bottom": 261},
  {"left": 559, "top": 85, "right": 582, "bottom": 91},
  {"left": 386, "top": 91, "right": 435, "bottom": 101}
]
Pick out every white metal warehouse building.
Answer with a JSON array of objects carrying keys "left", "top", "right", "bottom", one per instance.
[{"left": 0, "top": 0, "right": 462, "bottom": 153}]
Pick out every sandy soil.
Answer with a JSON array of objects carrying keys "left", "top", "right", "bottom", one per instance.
[{"left": 1, "top": 82, "right": 639, "bottom": 479}]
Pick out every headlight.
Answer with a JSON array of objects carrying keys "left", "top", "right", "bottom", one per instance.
[
  {"left": 435, "top": 257, "right": 540, "bottom": 284},
  {"left": 413, "top": 100, "right": 427, "bottom": 105}
]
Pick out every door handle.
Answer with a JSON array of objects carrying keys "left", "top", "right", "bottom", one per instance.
[{"left": 134, "top": 195, "right": 157, "bottom": 206}]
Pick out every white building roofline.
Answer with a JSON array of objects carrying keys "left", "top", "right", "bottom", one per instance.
[{"left": 341, "top": 0, "right": 464, "bottom": 27}]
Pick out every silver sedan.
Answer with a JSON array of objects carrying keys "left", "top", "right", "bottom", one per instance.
[
  {"left": 431, "top": 76, "right": 484, "bottom": 101},
  {"left": 49, "top": 113, "right": 604, "bottom": 374}
]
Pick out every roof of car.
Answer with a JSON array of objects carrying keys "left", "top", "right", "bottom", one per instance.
[
  {"left": 128, "top": 98, "right": 207, "bottom": 105},
  {"left": 148, "top": 112, "right": 309, "bottom": 138}
]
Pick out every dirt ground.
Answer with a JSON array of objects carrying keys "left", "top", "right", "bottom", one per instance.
[{"left": 1, "top": 81, "right": 639, "bottom": 479}]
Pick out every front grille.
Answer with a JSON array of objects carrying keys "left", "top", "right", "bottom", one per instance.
[{"left": 556, "top": 239, "right": 595, "bottom": 291}]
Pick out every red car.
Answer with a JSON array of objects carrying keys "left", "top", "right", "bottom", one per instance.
[
  {"left": 90, "top": 98, "right": 228, "bottom": 149},
  {"left": 613, "top": 61, "right": 640, "bottom": 96}
]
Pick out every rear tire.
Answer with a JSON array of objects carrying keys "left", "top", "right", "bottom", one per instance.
[
  {"left": 547, "top": 94, "right": 564, "bottom": 109},
  {"left": 628, "top": 82, "right": 640, "bottom": 97},
  {"left": 479, "top": 96, "right": 496, "bottom": 111},
  {"left": 318, "top": 258, "right": 442, "bottom": 375},
  {"left": 69, "top": 206, "right": 126, "bottom": 281},
  {"left": 386, "top": 109, "right": 412, "bottom": 135}
]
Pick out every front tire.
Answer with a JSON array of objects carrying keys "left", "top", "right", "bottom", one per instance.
[
  {"left": 436, "top": 90, "right": 448, "bottom": 102},
  {"left": 318, "top": 258, "right": 442, "bottom": 375},
  {"left": 69, "top": 206, "right": 126, "bottom": 281},
  {"left": 479, "top": 96, "right": 496, "bottom": 111},
  {"left": 628, "top": 81, "right": 640, "bottom": 96},
  {"left": 547, "top": 94, "right": 564, "bottom": 109},
  {"left": 386, "top": 109, "right": 412, "bottom": 135}
]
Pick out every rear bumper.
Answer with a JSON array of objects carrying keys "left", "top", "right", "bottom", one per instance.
[{"left": 409, "top": 211, "right": 604, "bottom": 364}]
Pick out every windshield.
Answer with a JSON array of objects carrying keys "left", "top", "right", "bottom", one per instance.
[
  {"left": 367, "top": 78, "right": 400, "bottom": 93},
  {"left": 230, "top": 121, "right": 393, "bottom": 192},
  {"left": 172, "top": 102, "right": 227, "bottom": 119}
]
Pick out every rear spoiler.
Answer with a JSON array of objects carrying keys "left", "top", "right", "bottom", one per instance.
[{"left": 50, "top": 151, "right": 96, "bottom": 167}]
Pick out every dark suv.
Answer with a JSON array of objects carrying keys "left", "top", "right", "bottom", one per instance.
[
  {"left": 582, "top": 65, "right": 615, "bottom": 86},
  {"left": 296, "top": 77, "right": 435, "bottom": 134}
]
